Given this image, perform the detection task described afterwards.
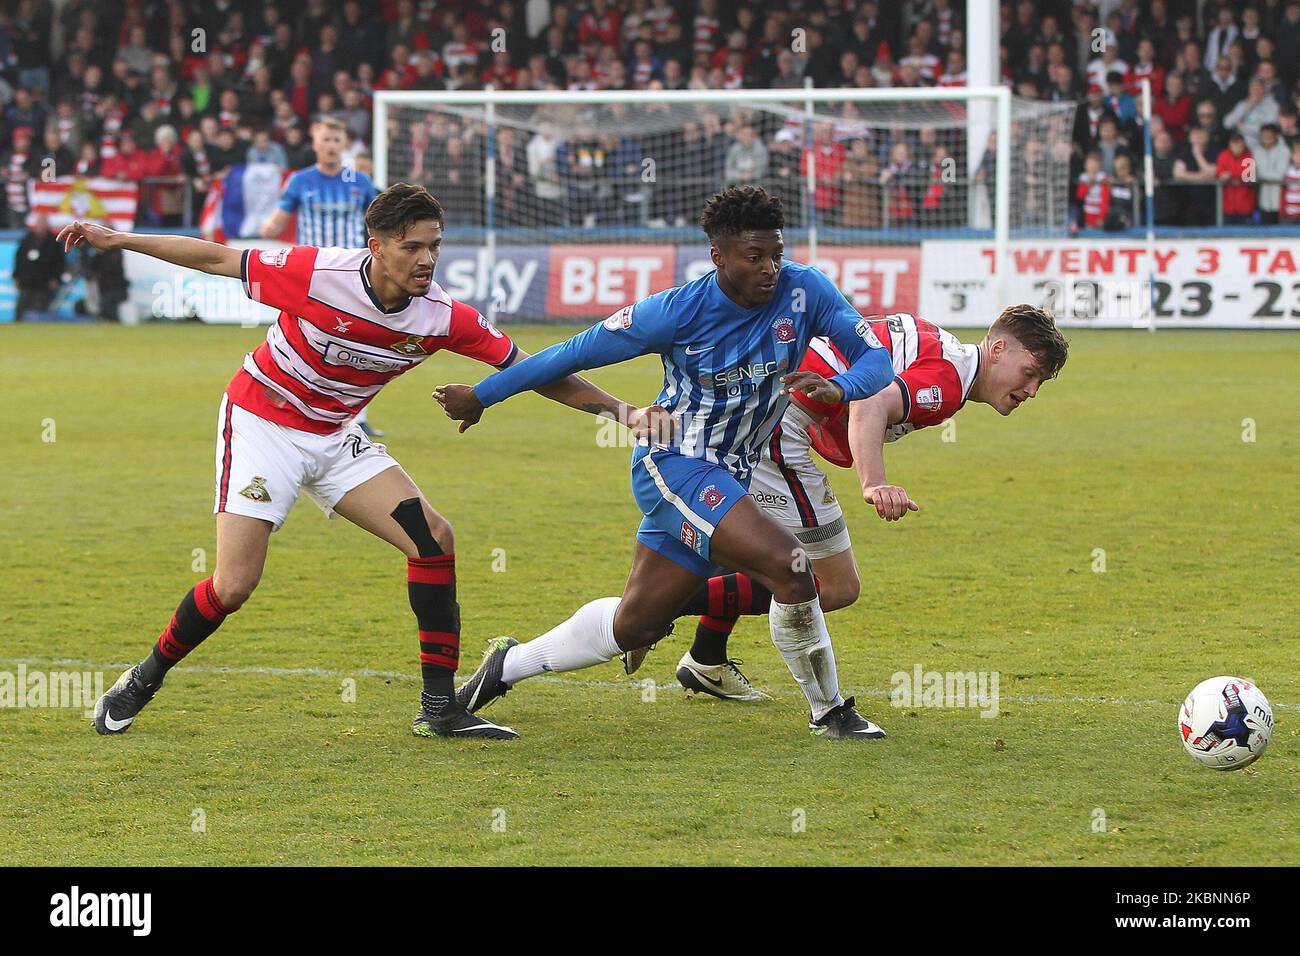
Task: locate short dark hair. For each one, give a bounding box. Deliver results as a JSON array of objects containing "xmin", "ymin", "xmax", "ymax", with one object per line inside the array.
[
  {"xmin": 364, "ymin": 182, "xmax": 444, "ymax": 239},
  {"xmin": 989, "ymin": 304, "xmax": 1069, "ymax": 379},
  {"xmin": 699, "ymin": 185, "xmax": 784, "ymax": 240}
]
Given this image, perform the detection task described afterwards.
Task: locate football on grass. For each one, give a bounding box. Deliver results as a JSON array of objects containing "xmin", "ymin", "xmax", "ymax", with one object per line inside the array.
[{"xmin": 1179, "ymin": 677, "xmax": 1273, "ymax": 770}]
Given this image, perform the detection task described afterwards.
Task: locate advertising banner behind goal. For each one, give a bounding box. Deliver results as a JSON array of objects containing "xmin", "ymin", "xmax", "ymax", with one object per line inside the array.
[
  {"xmin": 921, "ymin": 238, "xmax": 1300, "ymax": 329},
  {"xmin": 434, "ymin": 242, "xmax": 920, "ymax": 319}
]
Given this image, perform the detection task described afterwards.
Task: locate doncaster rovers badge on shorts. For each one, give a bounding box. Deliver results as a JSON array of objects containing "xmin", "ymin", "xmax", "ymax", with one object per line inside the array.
[{"xmin": 239, "ymin": 476, "xmax": 272, "ymax": 503}]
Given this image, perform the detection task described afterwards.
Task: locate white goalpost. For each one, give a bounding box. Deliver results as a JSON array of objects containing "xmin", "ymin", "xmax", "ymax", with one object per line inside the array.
[{"xmin": 373, "ymin": 87, "xmax": 1075, "ymax": 327}]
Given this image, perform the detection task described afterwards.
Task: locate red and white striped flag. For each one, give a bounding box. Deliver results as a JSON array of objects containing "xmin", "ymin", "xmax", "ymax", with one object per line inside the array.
[{"xmin": 29, "ymin": 177, "xmax": 139, "ymax": 231}]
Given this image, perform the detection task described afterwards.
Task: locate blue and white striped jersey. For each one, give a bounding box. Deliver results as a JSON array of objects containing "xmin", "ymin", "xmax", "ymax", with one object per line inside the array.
[
  {"xmin": 473, "ymin": 261, "xmax": 894, "ymax": 482},
  {"xmin": 279, "ymin": 166, "xmax": 378, "ymax": 248}
]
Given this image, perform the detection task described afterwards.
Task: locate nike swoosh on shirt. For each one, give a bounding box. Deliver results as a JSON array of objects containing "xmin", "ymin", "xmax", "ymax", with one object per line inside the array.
[{"xmin": 684, "ymin": 344, "xmax": 714, "ymax": 355}]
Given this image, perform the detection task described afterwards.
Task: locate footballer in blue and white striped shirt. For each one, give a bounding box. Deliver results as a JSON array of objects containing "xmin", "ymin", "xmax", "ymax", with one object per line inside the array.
[
  {"xmin": 261, "ymin": 117, "xmax": 383, "ymax": 435},
  {"xmin": 436, "ymin": 186, "xmax": 898, "ymax": 740}
]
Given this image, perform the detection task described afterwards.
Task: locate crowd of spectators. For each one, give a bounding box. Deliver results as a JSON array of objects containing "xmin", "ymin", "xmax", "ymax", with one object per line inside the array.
[{"xmin": 2, "ymin": 0, "xmax": 1299, "ymax": 236}]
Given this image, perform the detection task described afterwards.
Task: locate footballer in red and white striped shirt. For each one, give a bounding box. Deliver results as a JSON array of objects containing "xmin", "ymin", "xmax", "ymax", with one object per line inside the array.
[
  {"xmin": 657, "ymin": 306, "xmax": 1070, "ymax": 699},
  {"xmin": 228, "ymin": 243, "xmax": 516, "ymax": 434},
  {"xmin": 58, "ymin": 183, "xmax": 664, "ymax": 741}
]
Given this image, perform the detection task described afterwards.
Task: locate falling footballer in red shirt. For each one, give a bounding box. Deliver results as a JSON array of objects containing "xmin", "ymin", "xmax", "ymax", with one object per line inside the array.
[
  {"xmin": 57, "ymin": 183, "xmax": 666, "ymax": 741},
  {"xmin": 635, "ymin": 306, "xmax": 1071, "ymax": 701}
]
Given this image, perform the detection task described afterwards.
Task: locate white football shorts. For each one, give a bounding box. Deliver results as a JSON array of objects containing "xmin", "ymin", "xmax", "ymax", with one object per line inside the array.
[
  {"xmin": 748, "ymin": 403, "xmax": 853, "ymax": 560},
  {"xmin": 213, "ymin": 394, "xmax": 399, "ymax": 531}
]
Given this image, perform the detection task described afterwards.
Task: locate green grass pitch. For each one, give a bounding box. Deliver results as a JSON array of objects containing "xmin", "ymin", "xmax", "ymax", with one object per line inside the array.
[{"xmin": 1, "ymin": 323, "xmax": 1296, "ymax": 866}]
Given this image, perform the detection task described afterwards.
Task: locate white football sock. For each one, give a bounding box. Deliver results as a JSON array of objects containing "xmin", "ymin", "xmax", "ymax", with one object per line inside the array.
[
  {"xmin": 769, "ymin": 596, "xmax": 844, "ymax": 721},
  {"xmin": 501, "ymin": 597, "xmax": 622, "ymax": 685}
]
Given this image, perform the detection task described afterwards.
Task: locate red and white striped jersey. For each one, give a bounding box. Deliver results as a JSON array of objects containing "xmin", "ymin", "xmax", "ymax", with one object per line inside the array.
[
  {"xmin": 228, "ymin": 246, "xmax": 516, "ymax": 434},
  {"xmin": 442, "ymin": 41, "xmax": 481, "ymax": 71},
  {"xmin": 5, "ymin": 150, "xmax": 29, "ymax": 214},
  {"xmin": 791, "ymin": 313, "xmax": 981, "ymax": 467},
  {"xmin": 644, "ymin": 2, "xmax": 677, "ymax": 40},
  {"xmin": 631, "ymin": 58, "xmax": 658, "ymax": 88},
  {"xmin": 935, "ymin": 7, "xmax": 955, "ymax": 48},
  {"xmin": 1077, "ymin": 173, "xmax": 1111, "ymax": 228},
  {"xmin": 692, "ymin": 15, "xmax": 720, "ymax": 54},
  {"xmin": 1283, "ymin": 164, "xmax": 1300, "ymax": 221},
  {"xmin": 900, "ymin": 53, "xmax": 941, "ymax": 83}
]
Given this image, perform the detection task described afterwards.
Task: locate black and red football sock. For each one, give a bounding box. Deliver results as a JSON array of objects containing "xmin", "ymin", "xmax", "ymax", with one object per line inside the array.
[
  {"xmin": 389, "ymin": 498, "xmax": 460, "ymax": 711},
  {"xmin": 682, "ymin": 573, "xmax": 773, "ymax": 665},
  {"xmin": 409, "ymin": 554, "xmax": 459, "ymax": 707},
  {"xmin": 681, "ymin": 572, "xmax": 774, "ymax": 619},
  {"xmin": 138, "ymin": 577, "xmax": 235, "ymax": 686},
  {"xmin": 690, "ymin": 616, "xmax": 737, "ymax": 666}
]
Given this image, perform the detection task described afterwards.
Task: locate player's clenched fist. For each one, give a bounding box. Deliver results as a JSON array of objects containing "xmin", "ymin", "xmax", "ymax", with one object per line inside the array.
[
  {"xmin": 56, "ymin": 220, "xmax": 121, "ymax": 253},
  {"xmin": 433, "ymin": 384, "xmax": 485, "ymax": 432},
  {"xmin": 863, "ymin": 483, "xmax": 919, "ymax": 521}
]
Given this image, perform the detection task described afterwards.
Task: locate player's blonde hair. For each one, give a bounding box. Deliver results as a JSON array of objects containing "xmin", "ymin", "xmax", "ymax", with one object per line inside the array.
[{"xmin": 311, "ymin": 116, "xmax": 348, "ymax": 137}]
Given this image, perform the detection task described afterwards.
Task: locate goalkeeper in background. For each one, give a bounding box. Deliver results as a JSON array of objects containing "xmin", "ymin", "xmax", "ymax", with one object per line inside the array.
[{"xmin": 261, "ymin": 116, "xmax": 385, "ymax": 437}]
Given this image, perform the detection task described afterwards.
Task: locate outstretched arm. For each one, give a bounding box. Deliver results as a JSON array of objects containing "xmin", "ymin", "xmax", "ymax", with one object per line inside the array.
[
  {"xmin": 528, "ymin": 362, "xmax": 674, "ymax": 440},
  {"xmin": 435, "ymin": 346, "xmax": 674, "ymax": 439},
  {"xmin": 56, "ymin": 220, "xmax": 242, "ymax": 278},
  {"xmin": 435, "ymin": 311, "xmax": 659, "ymax": 425},
  {"xmin": 847, "ymin": 383, "xmax": 919, "ymax": 521}
]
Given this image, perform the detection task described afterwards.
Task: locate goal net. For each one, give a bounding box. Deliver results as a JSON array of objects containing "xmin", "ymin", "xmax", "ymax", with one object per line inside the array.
[{"xmin": 373, "ymin": 89, "xmax": 1075, "ymax": 327}]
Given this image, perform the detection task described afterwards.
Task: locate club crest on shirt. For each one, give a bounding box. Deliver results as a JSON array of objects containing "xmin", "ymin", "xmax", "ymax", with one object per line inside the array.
[
  {"xmin": 772, "ymin": 316, "xmax": 796, "ymax": 343},
  {"xmin": 239, "ymin": 476, "xmax": 272, "ymax": 502},
  {"xmin": 603, "ymin": 305, "xmax": 633, "ymax": 332},
  {"xmin": 916, "ymin": 385, "xmax": 943, "ymax": 410},
  {"xmin": 698, "ymin": 484, "xmax": 727, "ymax": 510},
  {"xmin": 333, "ymin": 318, "xmax": 352, "ymax": 333},
  {"xmin": 259, "ymin": 248, "xmax": 291, "ymax": 269},
  {"xmin": 391, "ymin": 334, "xmax": 428, "ymax": 356}
]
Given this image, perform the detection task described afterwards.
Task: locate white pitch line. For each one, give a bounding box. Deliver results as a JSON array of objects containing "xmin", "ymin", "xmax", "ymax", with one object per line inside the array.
[{"xmin": 3, "ymin": 656, "xmax": 1295, "ymax": 712}]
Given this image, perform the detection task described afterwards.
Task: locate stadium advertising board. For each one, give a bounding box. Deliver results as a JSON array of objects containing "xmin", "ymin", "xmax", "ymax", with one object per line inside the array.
[
  {"xmin": 437, "ymin": 243, "xmax": 921, "ymax": 321},
  {"xmin": 118, "ymin": 237, "xmax": 1295, "ymax": 330},
  {"xmin": 434, "ymin": 244, "xmax": 548, "ymax": 316},
  {"xmin": 675, "ymin": 246, "xmax": 922, "ymax": 317},
  {"xmin": 921, "ymin": 239, "xmax": 1300, "ymax": 329},
  {"xmin": 547, "ymin": 244, "xmax": 678, "ymax": 317}
]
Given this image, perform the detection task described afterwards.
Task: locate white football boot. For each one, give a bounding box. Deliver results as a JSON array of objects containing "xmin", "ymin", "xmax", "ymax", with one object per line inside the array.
[{"xmin": 675, "ymin": 651, "xmax": 771, "ymax": 701}]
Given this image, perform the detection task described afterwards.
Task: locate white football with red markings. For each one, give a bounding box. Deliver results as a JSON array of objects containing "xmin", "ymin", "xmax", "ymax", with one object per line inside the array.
[{"xmin": 1178, "ymin": 676, "xmax": 1273, "ymax": 770}]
